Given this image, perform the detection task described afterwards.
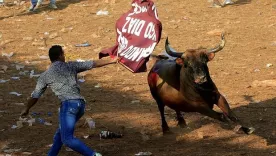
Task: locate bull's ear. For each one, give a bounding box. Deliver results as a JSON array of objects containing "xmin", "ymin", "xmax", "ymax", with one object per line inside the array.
[
  {"xmin": 207, "ymin": 53, "xmax": 215, "ymax": 61},
  {"xmin": 175, "ymin": 58, "xmax": 184, "ymax": 65}
]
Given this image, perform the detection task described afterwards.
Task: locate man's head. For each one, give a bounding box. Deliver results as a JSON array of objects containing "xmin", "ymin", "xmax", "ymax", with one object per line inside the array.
[{"xmin": 49, "ymin": 45, "xmax": 65, "ymax": 62}]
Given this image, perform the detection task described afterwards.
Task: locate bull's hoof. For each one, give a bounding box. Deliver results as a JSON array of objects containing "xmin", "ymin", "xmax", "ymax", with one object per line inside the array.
[
  {"xmin": 219, "ymin": 114, "xmax": 228, "ymax": 122},
  {"xmin": 163, "ymin": 130, "xmax": 173, "ymax": 135},
  {"xmin": 234, "ymin": 125, "xmax": 255, "ymax": 135},
  {"xmin": 177, "ymin": 121, "xmax": 187, "ymax": 128},
  {"xmin": 243, "ymin": 127, "xmax": 255, "ymax": 135},
  {"xmin": 162, "ymin": 126, "xmax": 171, "ymax": 135}
]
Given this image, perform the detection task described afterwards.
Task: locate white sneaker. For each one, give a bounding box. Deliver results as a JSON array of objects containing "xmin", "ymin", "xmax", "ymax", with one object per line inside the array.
[
  {"xmin": 223, "ymin": 0, "xmax": 234, "ymax": 5},
  {"xmin": 49, "ymin": 3, "xmax": 57, "ymax": 9},
  {"xmin": 28, "ymin": 5, "xmax": 35, "ymax": 12},
  {"xmin": 94, "ymin": 152, "xmax": 102, "ymax": 156},
  {"xmin": 212, "ymin": 0, "xmax": 222, "ymax": 8},
  {"xmin": 33, "ymin": 0, "xmax": 43, "ymax": 10}
]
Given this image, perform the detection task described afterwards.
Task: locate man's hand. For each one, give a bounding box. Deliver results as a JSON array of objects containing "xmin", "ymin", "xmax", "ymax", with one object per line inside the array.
[
  {"xmin": 111, "ymin": 56, "xmax": 120, "ymax": 63},
  {"xmin": 20, "ymin": 107, "xmax": 29, "ymax": 117},
  {"xmin": 20, "ymin": 98, "xmax": 38, "ymax": 117}
]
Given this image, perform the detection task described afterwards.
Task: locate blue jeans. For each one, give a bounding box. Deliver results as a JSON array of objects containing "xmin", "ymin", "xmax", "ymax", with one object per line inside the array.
[
  {"xmin": 31, "ymin": 0, "xmax": 56, "ymax": 6},
  {"xmin": 48, "ymin": 99, "xmax": 95, "ymax": 156}
]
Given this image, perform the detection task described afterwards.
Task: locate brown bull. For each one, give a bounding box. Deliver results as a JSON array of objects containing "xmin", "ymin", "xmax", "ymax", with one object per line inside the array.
[{"xmin": 147, "ymin": 34, "xmax": 254, "ymax": 134}]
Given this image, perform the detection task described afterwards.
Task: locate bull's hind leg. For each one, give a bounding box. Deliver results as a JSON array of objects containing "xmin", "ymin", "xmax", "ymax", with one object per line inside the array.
[
  {"xmin": 156, "ymin": 99, "xmax": 170, "ymax": 134},
  {"xmin": 176, "ymin": 111, "xmax": 187, "ymax": 128},
  {"xmin": 149, "ymin": 84, "xmax": 170, "ymax": 134},
  {"xmin": 216, "ymin": 95, "xmax": 255, "ymax": 134}
]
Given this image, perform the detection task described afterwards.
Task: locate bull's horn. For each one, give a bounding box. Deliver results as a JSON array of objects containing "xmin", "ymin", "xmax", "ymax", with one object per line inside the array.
[
  {"xmin": 207, "ymin": 33, "xmax": 226, "ymax": 53},
  {"xmin": 165, "ymin": 37, "xmax": 183, "ymax": 58}
]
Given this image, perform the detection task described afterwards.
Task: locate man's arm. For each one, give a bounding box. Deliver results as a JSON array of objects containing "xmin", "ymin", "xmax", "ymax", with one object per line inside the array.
[
  {"xmin": 92, "ymin": 57, "xmax": 117, "ymax": 68},
  {"xmin": 21, "ymin": 76, "xmax": 47, "ymax": 117},
  {"xmin": 72, "ymin": 57, "xmax": 118, "ymax": 73},
  {"xmin": 21, "ymin": 98, "xmax": 38, "ymax": 117}
]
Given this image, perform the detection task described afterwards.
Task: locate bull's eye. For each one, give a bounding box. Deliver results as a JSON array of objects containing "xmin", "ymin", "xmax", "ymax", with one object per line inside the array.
[
  {"xmin": 184, "ymin": 61, "xmax": 188, "ymax": 68},
  {"xmin": 201, "ymin": 54, "xmax": 208, "ymax": 63},
  {"xmin": 184, "ymin": 61, "xmax": 192, "ymax": 68}
]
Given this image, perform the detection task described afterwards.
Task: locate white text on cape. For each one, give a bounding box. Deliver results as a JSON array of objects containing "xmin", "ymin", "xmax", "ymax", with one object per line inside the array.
[
  {"xmin": 122, "ymin": 17, "xmax": 157, "ymax": 41},
  {"xmin": 128, "ymin": 2, "xmax": 159, "ymax": 20},
  {"xmin": 118, "ymin": 42, "xmax": 157, "ymax": 62}
]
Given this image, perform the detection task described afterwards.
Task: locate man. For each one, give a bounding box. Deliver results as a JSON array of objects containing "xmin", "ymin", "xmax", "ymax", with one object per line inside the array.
[
  {"xmin": 21, "ymin": 45, "xmax": 117, "ymax": 156},
  {"xmin": 0, "ymin": 0, "xmax": 4, "ymax": 6},
  {"xmin": 29, "ymin": 0, "xmax": 57, "ymax": 12}
]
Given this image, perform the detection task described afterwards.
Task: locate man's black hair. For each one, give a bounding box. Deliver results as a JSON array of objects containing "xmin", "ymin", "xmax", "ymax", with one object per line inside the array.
[{"xmin": 49, "ymin": 45, "xmax": 63, "ymax": 62}]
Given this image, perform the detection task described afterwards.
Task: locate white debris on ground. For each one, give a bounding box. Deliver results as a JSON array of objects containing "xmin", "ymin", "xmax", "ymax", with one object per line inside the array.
[
  {"xmin": 15, "ymin": 64, "xmax": 24, "ymax": 70},
  {"xmin": 19, "ymin": 70, "xmax": 29, "ymax": 76},
  {"xmin": 2, "ymin": 52, "xmax": 14, "ymax": 58},
  {"xmin": 23, "ymin": 37, "xmax": 33, "ymax": 41},
  {"xmin": 266, "ymin": 63, "xmax": 273, "ymax": 68},
  {"xmin": 94, "ymin": 83, "xmax": 101, "ymax": 88},
  {"xmin": 76, "ymin": 59, "xmax": 85, "ymax": 62},
  {"xmin": 78, "ymin": 78, "xmax": 85, "ymax": 83},
  {"xmin": 30, "ymin": 70, "xmax": 40, "ymax": 78},
  {"xmin": 0, "ymin": 79, "xmax": 10, "ymax": 83},
  {"xmin": 135, "ymin": 152, "xmax": 152, "ymax": 156},
  {"xmin": 13, "ymin": 103, "xmax": 24, "ymax": 106},
  {"xmin": 11, "ymin": 77, "xmax": 20, "ymax": 80},
  {"xmin": 85, "ymin": 117, "xmax": 96, "ymax": 129},
  {"xmin": 83, "ymin": 135, "xmax": 89, "ymax": 139},
  {"xmin": 96, "ymin": 10, "xmax": 109, "ymax": 15},
  {"xmin": 25, "ymin": 60, "xmax": 42, "ymax": 65},
  {"xmin": 3, "ymin": 148, "xmax": 22, "ymax": 154},
  {"xmin": 0, "ymin": 65, "xmax": 8, "ymax": 72},
  {"xmin": 65, "ymin": 147, "xmax": 73, "ymax": 152},
  {"xmin": 9, "ymin": 92, "xmax": 22, "ymax": 96},
  {"xmin": 38, "ymin": 55, "xmax": 48, "ymax": 60},
  {"xmin": 131, "ymin": 100, "xmax": 140, "ymax": 104}
]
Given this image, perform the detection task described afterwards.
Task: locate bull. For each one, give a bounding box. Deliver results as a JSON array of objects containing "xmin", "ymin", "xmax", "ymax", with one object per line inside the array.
[{"xmin": 147, "ymin": 34, "xmax": 254, "ymax": 134}]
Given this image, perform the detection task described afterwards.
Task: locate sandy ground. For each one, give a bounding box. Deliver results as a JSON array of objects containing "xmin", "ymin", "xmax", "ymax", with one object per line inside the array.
[{"xmin": 0, "ymin": 0, "xmax": 276, "ymax": 155}]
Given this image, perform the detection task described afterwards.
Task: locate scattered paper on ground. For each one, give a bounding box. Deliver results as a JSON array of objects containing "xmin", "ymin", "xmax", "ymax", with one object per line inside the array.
[
  {"xmin": 15, "ymin": 64, "xmax": 25, "ymax": 70},
  {"xmin": 2, "ymin": 52, "xmax": 14, "ymax": 58},
  {"xmin": 0, "ymin": 65, "xmax": 8, "ymax": 72},
  {"xmin": 96, "ymin": 10, "xmax": 109, "ymax": 16},
  {"xmin": 30, "ymin": 70, "xmax": 40, "ymax": 78},
  {"xmin": 0, "ymin": 79, "xmax": 9, "ymax": 83},
  {"xmin": 9, "ymin": 92, "xmax": 22, "ymax": 96}
]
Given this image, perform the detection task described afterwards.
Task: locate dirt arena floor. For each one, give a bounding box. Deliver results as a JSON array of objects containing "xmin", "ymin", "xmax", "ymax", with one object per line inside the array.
[{"xmin": 0, "ymin": 0, "xmax": 276, "ymax": 155}]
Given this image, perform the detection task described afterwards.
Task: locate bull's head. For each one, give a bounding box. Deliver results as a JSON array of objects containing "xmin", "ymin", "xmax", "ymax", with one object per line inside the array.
[{"xmin": 165, "ymin": 34, "xmax": 225, "ymax": 84}]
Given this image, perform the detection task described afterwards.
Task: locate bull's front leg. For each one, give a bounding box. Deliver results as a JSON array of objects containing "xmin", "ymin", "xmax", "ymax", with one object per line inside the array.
[
  {"xmin": 216, "ymin": 94, "xmax": 238, "ymax": 122},
  {"xmin": 216, "ymin": 94, "xmax": 255, "ymax": 135}
]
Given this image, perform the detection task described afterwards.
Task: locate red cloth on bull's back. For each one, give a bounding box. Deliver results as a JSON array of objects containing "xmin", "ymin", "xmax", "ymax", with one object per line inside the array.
[{"xmin": 99, "ymin": 0, "xmax": 162, "ymax": 73}]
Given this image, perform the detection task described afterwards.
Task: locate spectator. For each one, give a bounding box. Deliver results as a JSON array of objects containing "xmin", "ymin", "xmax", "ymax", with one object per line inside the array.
[
  {"xmin": 29, "ymin": 0, "xmax": 57, "ymax": 12},
  {"xmin": 0, "ymin": 0, "xmax": 4, "ymax": 6},
  {"xmin": 212, "ymin": 0, "xmax": 234, "ymax": 7}
]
